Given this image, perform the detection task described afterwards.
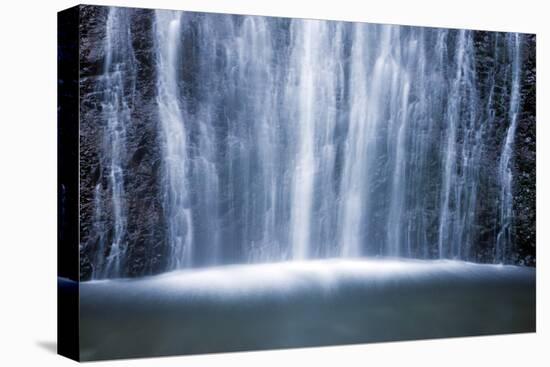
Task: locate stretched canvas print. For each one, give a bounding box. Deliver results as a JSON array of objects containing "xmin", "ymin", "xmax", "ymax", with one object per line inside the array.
[{"xmin": 58, "ymin": 4, "xmax": 536, "ymax": 361}]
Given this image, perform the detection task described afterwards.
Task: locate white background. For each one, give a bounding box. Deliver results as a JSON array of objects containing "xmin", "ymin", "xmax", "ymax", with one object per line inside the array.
[{"xmin": 0, "ymin": 0, "xmax": 547, "ymax": 365}]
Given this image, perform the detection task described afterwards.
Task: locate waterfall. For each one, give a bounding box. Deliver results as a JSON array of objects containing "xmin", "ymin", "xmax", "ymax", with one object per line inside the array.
[
  {"xmin": 233, "ymin": 16, "xmax": 283, "ymax": 262},
  {"xmin": 437, "ymin": 30, "xmax": 478, "ymax": 259},
  {"xmin": 86, "ymin": 9, "xmax": 529, "ymax": 278},
  {"xmin": 288, "ymin": 20, "xmax": 318, "ymax": 260},
  {"xmin": 154, "ymin": 10, "xmax": 194, "ymax": 269},
  {"xmin": 91, "ymin": 185, "xmax": 105, "ymax": 278},
  {"xmin": 287, "ymin": 20, "xmax": 344, "ymax": 260},
  {"xmin": 496, "ymin": 34, "xmax": 522, "ymax": 263},
  {"xmin": 92, "ymin": 8, "xmax": 135, "ymax": 279},
  {"xmin": 338, "ymin": 23, "xmax": 371, "ymax": 258},
  {"xmin": 383, "ymin": 27, "xmax": 412, "ymax": 257}
]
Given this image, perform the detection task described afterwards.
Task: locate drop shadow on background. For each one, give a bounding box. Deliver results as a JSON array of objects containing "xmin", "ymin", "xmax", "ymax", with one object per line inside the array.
[{"xmin": 36, "ymin": 340, "xmax": 57, "ymax": 354}]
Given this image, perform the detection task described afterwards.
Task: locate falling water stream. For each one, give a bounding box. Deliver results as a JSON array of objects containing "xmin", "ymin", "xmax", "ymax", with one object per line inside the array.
[
  {"xmin": 91, "ymin": 8, "xmax": 527, "ymax": 278},
  {"xmin": 92, "ymin": 8, "xmax": 135, "ymax": 279},
  {"xmin": 496, "ymin": 33, "xmax": 522, "ymax": 262},
  {"xmin": 154, "ymin": 10, "xmax": 194, "ymax": 270}
]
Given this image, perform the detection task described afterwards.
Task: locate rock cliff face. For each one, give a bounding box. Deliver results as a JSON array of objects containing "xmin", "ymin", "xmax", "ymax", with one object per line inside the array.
[
  {"xmin": 513, "ymin": 34, "xmax": 536, "ymax": 266},
  {"xmin": 76, "ymin": 5, "xmax": 536, "ymax": 280},
  {"xmin": 79, "ymin": 6, "xmax": 168, "ymax": 278}
]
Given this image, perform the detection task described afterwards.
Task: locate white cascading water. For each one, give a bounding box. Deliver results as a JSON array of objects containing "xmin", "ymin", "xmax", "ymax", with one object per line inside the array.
[
  {"xmin": 91, "ymin": 184, "xmax": 105, "ymax": 278},
  {"xmin": 288, "ymin": 20, "xmax": 318, "ymax": 260},
  {"xmin": 438, "ymin": 30, "xmax": 468, "ymax": 259},
  {"xmin": 93, "ymin": 8, "xmax": 135, "ymax": 279},
  {"xmin": 496, "ymin": 33, "xmax": 522, "ymax": 263},
  {"xmin": 154, "ymin": 10, "xmax": 194, "ymax": 269},
  {"xmin": 286, "ymin": 20, "xmax": 345, "ymax": 259},
  {"xmin": 91, "ymin": 10, "xmax": 526, "ymax": 277},
  {"xmin": 338, "ymin": 23, "xmax": 371, "ymax": 258}
]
